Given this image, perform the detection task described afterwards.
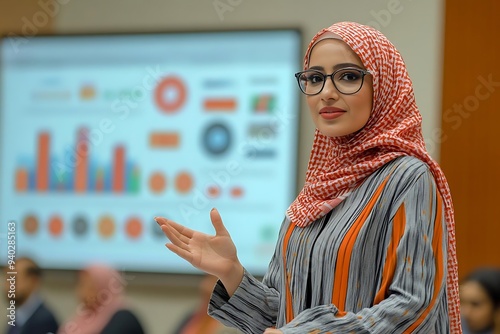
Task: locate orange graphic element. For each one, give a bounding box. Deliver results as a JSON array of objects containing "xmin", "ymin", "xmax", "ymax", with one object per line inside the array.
[
  {"xmin": 80, "ymin": 85, "xmax": 96, "ymax": 100},
  {"xmin": 155, "ymin": 76, "xmax": 187, "ymax": 113},
  {"xmin": 125, "ymin": 217, "xmax": 143, "ymax": 239},
  {"xmin": 203, "ymin": 98, "xmax": 237, "ymax": 111},
  {"xmin": 149, "ymin": 172, "xmax": 167, "ymax": 194},
  {"xmin": 98, "ymin": 216, "xmax": 115, "ymax": 238},
  {"xmin": 23, "ymin": 215, "xmax": 39, "ymax": 235},
  {"xmin": 75, "ymin": 128, "xmax": 89, "ymax": 192},
  {"xmin": 112, "ymin": 145, "xmax": 125, "ymax": 192},
  {"xmin": 149, "ymin": 132, "xmax": 180, "ymax": 148},
  {"xmin": 207, "ymin": 185, "xmax": 220, "ymax": 198},
  {"xmin": 36, "ymin": 132, "xmax": 50, "ymax": 191},
  {"xmin": 230, "ymin": 186, "xmax": 244, "ymax": 198},
  {"xmin": 49, "ymin": 215, "xmax": 64, "ymax": 237},
  {"xmin": 175, "ymin": 171, "xmax": 194, "ymax": 194},
  {"xmin": 15, "ymin": 168, "xmax": 29, "ymax": 192}
]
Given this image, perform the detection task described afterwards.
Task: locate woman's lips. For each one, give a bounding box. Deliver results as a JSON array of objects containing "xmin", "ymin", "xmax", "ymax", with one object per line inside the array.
[{"xmin": 319, "ymin": 107, "xmax": 346, "ymax": 120}]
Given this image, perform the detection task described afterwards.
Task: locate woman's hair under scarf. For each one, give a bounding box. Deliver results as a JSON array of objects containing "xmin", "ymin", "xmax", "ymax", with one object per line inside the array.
[
  {"xmin": 58, "ymin": 264, "xmax": 126, "ymax": 334},
  {"xmin": 286, "ymin": 21, "xmax": 461, "ymax": 333},
  {"xmin": 463, "ymin": 268, "xmax": 500, "ymax": 308}
]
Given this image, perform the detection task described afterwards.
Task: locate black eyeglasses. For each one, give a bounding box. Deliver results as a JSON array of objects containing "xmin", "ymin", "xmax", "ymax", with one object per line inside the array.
[{"xmin": 295, "ymin": 67, "xmax": 371, "ymax": 96}]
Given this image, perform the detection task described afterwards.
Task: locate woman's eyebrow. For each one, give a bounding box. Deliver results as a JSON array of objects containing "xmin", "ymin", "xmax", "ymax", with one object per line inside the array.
[{"xmin": 308, "ymin": 63, "xmax": 364, "ymax": 71}]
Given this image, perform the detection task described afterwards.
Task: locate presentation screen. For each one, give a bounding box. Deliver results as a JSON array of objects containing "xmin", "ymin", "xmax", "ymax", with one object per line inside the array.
[{"xmin": 0, "ymin": 30, "xmax": 301, "ymax": 275}]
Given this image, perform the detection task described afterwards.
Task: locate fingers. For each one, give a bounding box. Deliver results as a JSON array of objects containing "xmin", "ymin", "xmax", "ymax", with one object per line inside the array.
[
  {"xmin": 155, "ymin": 218, "xmax": 194, "ymax": 264},
  {"xmin": 156, "ymin": 217, "xmax": 194, "ymax": 239},
  {"xmin": 165, "ymin": 242, "xmax": 193, "ymax": 264},
  {"xmin": 210, "ymin": 208, "xmax": 229, "ymax": 236},
  {"xmin": 155, "ymin": 218, "xmax": 189, "ymax": 247}
]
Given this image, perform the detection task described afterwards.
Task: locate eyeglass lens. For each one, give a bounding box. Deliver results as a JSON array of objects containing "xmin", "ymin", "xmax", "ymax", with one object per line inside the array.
[{"xmin": 297, "ymin": 68, "xmax": 366, "ymax": 95}]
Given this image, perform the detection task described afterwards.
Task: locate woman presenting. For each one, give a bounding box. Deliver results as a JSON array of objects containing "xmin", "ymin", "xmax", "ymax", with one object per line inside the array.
[{"xmin": 156, "ymin": 21, "xmax": 461, "ymax": 334}]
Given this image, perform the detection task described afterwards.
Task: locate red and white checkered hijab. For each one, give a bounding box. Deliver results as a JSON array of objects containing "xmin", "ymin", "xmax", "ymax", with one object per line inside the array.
[{"xmin": 286, "ymin": 22, "xmax": 461, "ymax": 333}]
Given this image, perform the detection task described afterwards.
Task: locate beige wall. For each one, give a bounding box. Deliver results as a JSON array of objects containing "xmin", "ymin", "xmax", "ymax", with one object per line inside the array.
[{"xmin": 1, "ymin": 1, "xmax": 444, "ymax": 333}]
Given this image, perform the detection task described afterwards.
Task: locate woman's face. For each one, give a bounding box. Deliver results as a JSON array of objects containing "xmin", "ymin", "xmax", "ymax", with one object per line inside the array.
[
  {"xmin": 306, "ymin": 39, "xmax": 373, "ymax": 138},
  {"xmin": 460, "ymin": 281, "xmax": 496, "ymax": 332}
]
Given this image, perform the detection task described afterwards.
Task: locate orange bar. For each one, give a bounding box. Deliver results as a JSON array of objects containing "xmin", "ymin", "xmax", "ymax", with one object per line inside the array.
[
  {"xmin": 15, "ymin": 168, "xmax": 29, "ymax": 192},
  {"xmin": 203, "ymin": 98, "xmax": 237, "ymax": 111},
  {"xmin": 36, "ymin": 132, "xmax": 50, "ymax": 191},
  {"xmin": 74, "ymin": 128, "xmax": 88, "ymax": 192},
  {"xmin": 112, "ymin": 146, "xmax": 125, "ymax": 192},
  {"xmin": 149, "ymin": 132, "xmax": 180, "ymax": 148}
]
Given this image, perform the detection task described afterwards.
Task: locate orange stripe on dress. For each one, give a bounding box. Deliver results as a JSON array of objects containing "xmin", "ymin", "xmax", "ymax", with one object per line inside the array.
[
  {"xmin": 332, "ymin": 174, "xmax": 392, "ymax": 312},
  {"xmin": 282, "ymin": 222, "xmax": 296, "ymax": 323},
  {"xmin": 373, "ymin": 203, "xmax": 407, "ymax": 304},
  {"xmin": 404, "ymin": 190, "xmax": 445, "ymax": 332}
]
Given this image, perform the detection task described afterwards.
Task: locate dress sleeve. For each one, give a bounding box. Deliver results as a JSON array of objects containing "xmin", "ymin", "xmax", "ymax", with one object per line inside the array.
[
  {"xmin": 278, "ymin": 171, "xmax": 448, "ymax": 333},
  {"xmin": 208, "ymin": 260, "xmax": 281, "ymax": 334}
]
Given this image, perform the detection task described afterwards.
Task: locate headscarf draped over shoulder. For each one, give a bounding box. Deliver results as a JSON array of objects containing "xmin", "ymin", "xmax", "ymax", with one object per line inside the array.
[{"xmin": 286, "ymin": 21, "xmax": 461, "ymax": 333}]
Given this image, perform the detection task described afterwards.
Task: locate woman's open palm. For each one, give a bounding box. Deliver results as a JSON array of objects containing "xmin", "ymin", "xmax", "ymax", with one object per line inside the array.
[{"xmin": 155, "ymin": 208, "xmax": 239, "ymax": 279}]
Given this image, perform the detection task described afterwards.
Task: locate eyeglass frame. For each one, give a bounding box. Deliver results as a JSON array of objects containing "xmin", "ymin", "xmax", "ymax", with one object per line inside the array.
[{"xmin": 294, "ymin": 67, "xmax": 372, "ymax": 96}]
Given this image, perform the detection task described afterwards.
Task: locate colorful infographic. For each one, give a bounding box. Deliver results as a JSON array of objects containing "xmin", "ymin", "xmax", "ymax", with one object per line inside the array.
[{"xmin": 0, "ymin": 30, "xmax": 301, "ymax": 275}]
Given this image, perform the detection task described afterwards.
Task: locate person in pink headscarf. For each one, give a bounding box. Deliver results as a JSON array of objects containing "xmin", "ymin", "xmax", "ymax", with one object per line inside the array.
[
  {"xmin": 58, "ymin": 264, "xmax": 144, "ymax": 334},
  {"xmin": 156, "ymin": 21, "xmax": 461, "ymax": 333}
]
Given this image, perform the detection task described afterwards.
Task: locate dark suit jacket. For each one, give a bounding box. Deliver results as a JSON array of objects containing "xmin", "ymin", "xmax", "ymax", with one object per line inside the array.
[
  {"xmin": 19, "ymin": 302, "xmax": 59, "ymax": 334},
  {"xmin": 100, "ymin": 309, "xmax": 144, "ymax": 334}
]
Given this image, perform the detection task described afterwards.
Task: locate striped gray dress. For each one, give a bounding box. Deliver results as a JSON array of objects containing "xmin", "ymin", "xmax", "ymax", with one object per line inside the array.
[{"xmin": 208, "ymin": 156, "xmax": 450, "ymax": 333}]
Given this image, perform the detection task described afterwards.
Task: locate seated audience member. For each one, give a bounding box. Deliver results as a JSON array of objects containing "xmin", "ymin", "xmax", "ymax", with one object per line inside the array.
[
  {"xmin": 460, "ymin": 267, "xmax": 500, "ymax": 334},
  {"xmin": 3, "ymin": 256, "xmax": 59, "ymax": 334},
  {"xmin": 173, "ymin": 274, "xmax": 239, "ymax": 334},
  {"xmin": 58, "ymin": 263, "xmax": 145, "ymax": 334}
]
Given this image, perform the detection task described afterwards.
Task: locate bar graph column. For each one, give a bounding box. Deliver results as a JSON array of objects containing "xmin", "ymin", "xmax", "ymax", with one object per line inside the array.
[
  {"xmin": 15, "ymin": 168, "xmax": 29, "ymax": 192},
  {"xmin": 74, "ymin": 128, "xmax": 89, "ymax": 192},
  {"xmin": 112, "ymin": 145, "xmax": 125, "ymax": 192},
  {"xmin": 36, "ymin": 132, "xmax": 50, "ymax": 191}
]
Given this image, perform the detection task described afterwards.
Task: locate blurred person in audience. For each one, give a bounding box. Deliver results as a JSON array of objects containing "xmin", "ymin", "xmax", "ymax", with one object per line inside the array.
[
  {"xmin": 173, "ymin": 274, "xmax": 239, "ymax": 334},
  {"xmin": 58, "ymin": 263, "xmax": 144, "ymax": 334},
  {"xmin": 460, "ymin": 267, "xmax": 500, "ymax": 334},
  {"xmin": 3, "ymin": 256, "xmax": 59, "ymax": 334}
]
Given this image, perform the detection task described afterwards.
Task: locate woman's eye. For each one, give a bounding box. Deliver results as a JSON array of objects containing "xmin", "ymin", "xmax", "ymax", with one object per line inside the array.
[
  {"xmin": 308, "ymin": 74, "xmax": 324, "ymax": 84},
  {"xmin": 338, "ymin": 71, "xmax": 361, "ymax": 81}
]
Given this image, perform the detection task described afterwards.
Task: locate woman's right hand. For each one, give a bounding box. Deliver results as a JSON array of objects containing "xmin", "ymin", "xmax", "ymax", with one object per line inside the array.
[{"xmin": 155, "ymin": 208, "xmax": 244, "ymax": 296}]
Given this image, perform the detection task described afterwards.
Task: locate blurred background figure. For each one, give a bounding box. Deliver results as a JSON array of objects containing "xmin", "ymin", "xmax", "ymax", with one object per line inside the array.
[
  {"xmin": 3, "ymin": 256, "xmax": 59, "ymax": 334},
  {"xmin": 460, "ymin": 267, "xmax": 500, "ymax": 334},
  {"xmin": 57, "ymin": 263, "xmax": 144, "ymax": 334},
  {"xmin": 173, "ymin": 274, "xmax": 239, "ymax": 334}
]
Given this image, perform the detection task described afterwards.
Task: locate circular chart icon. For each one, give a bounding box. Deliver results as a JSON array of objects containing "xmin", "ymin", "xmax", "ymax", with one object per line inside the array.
[
  {"xmin": 206, "ymin": 185, "xmax": 221, "ymax": 198},
  {"xmin": 72, "ymin": 215, "xmax": 89, "ymax": 237},
  {"xmin": 98, "ymin": 215, "xmax": 115, "ymax": 239},
  {"xmin": 149, "ymin": 171, "xmax": 167, "ymax": 194},
  {"xmin": 23, "ymin": 214, "xmax": 39, "ymax": 235},
  {"xmin": 202, "ymin": 123, "xmax": 232, "ymax": 156},
  {"xmin": 125, "ymin": 217, "xmax": 143, "ymax": 239},
  {"xmin": 49, "ymin": 215, "xmax": 64, "ymax": 237},
  {"xmin": 175, "ymin": 171, "xmax": 194, "ymax": 194},
  {"xmin": 154, "ymin": 76, "xmax": 187, "ymax": 113}
]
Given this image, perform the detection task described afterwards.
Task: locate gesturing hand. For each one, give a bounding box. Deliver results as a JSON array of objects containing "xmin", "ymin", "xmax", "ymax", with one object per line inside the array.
[{"xmin": 155, "ymin": 208, "xmax": 244, "ymax": 295}]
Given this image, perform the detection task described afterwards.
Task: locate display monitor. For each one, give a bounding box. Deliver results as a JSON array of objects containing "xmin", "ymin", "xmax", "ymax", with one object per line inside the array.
[{"xmin": 0, "ymin": 29, "xmax": 301, "ymax": 275}]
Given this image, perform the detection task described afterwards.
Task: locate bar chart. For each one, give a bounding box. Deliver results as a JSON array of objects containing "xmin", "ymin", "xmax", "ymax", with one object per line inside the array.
[{"xmin": 14, "ymin": 128, "xmax": 140, "ymax": 194}]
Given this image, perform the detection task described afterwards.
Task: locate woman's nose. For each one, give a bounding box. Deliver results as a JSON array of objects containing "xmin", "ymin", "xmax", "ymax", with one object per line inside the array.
[{"xmin": 320, "ymin": 77, "xmax": 340, "ymax": 100}]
